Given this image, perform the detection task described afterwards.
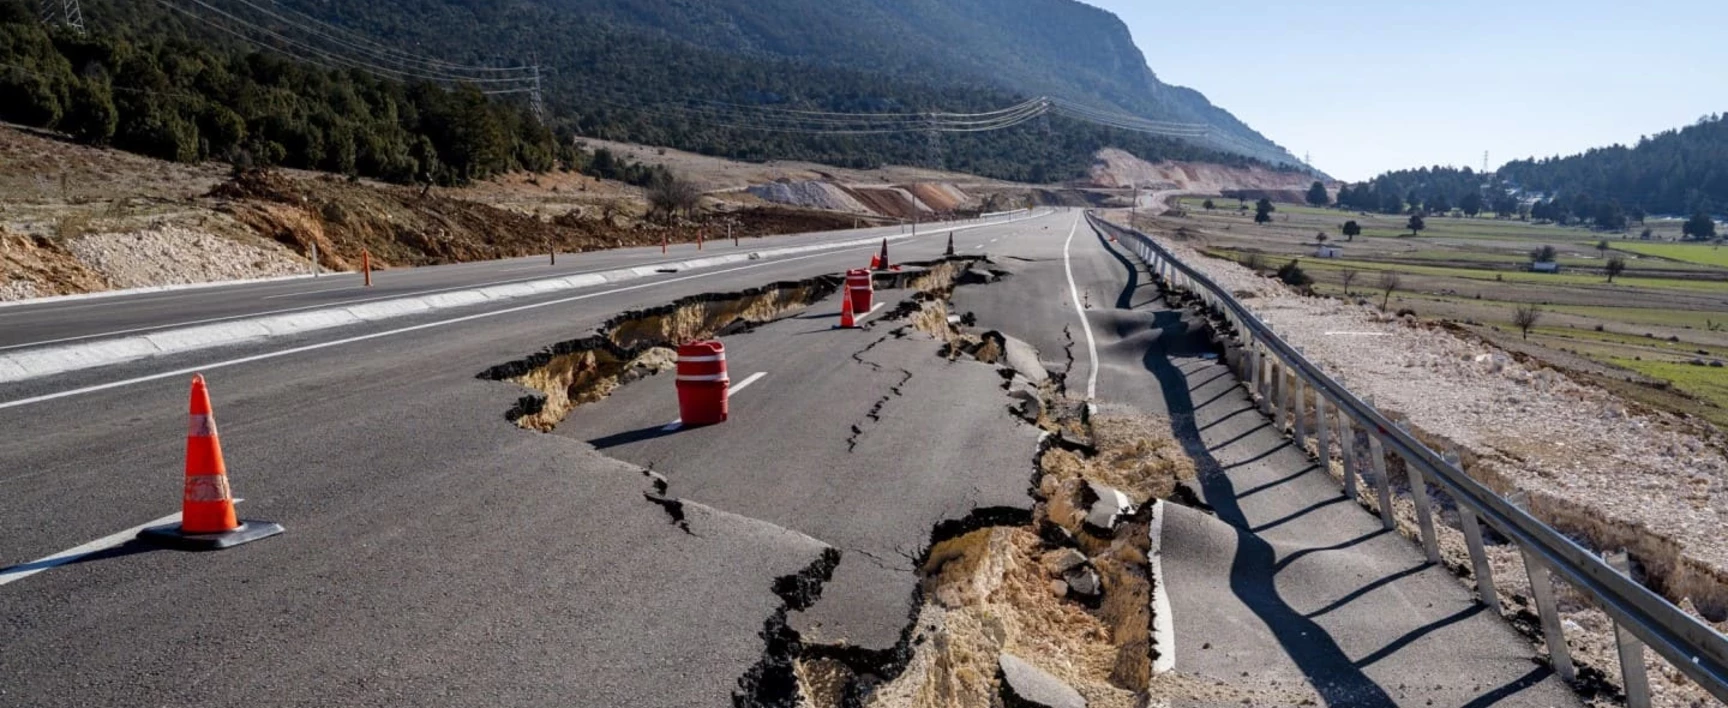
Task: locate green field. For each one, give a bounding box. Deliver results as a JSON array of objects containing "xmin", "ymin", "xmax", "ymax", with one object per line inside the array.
[
  {"xmin": 1165, "ymin": 199, "xmax": 1728, "ymax": 431},
  {"xmin": 1616, "ymin": 242, "xmax": 1728, "ymax": 268},
  {"xmin": 1611, "ymin": 357, "xmax": 1728, "ymax": 410},
  {"xmin": 1260, "ymin": 255, "xmax": 1728, "ymax": 293}
]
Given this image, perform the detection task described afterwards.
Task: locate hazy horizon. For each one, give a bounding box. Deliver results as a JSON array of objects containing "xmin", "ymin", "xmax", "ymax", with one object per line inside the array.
[{"xmin": 1086, "ymin": 0, "xmax": 1728, "ymax": 182}]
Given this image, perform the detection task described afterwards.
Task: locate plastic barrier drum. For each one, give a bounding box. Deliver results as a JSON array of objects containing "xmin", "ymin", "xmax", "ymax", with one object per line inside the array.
[
  {"xmin": 846, "ymin": 269, "xmax": 874, "ymax": 314},
  {"xmin": 676, "ymin": 341, "xmax": 730, "ymax": 425}
]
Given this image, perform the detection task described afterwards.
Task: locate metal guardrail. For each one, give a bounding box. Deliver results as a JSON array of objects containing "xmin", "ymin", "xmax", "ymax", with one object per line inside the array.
[{"xmin": 1089, "ymin": 213, "xmax": 1728, "ymax": 704}]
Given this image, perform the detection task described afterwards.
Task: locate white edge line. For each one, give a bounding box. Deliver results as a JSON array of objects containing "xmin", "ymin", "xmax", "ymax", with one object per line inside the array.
[
  {"xmin": 853, "ymin": 302, "xmax": 887, "ymax": 324},
  {"xmin": 0, "ymin": 271, "xmax": 337, "ymax": 310},
  {"xmin": 0, "ymin": 511, "xmax": 182, "ymax": 586},
  {"xmin": 0, "ymin": 210, "xmax": 1041, "ymax": 311},
  {"xmin": 1150, "ymin": 498, "xmax": 1175, "ymax": 674},
  {"xmin": 662, "ymin": 372, "xmax": 768, "ymax": 431},
  {"xmin": 1062, "ymin": 213, "xmax": 1101, "ymax": 400},
  {"xmin": 0, "ymin": 250, "xmax": 845, "ymax": 411},
  {"xmin": 0, "ymin": 211, "xmax": 1050, "ymax": 377},
  {"xmin": 0, "ymin": 496, "xmax": 244, "ymax": 588},
  {"xmin": 259, "ymin": 284, "xmax": 361, "ymax": 300}
]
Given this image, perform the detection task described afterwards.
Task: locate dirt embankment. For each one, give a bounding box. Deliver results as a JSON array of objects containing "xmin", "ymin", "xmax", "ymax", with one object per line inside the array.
[
  {"xmin": 1087, "ymin": 148, "xmax": 1326, "ymax": 196},
  {"xmin": 212, "ymin": 169, "xmax": 870, "ymax": 272}
]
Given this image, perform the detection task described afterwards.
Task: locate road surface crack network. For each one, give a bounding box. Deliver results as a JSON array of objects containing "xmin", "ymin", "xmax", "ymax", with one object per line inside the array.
[{"xmin": 845, "ymin": 332, "xmax": 915, "ymax": 454}]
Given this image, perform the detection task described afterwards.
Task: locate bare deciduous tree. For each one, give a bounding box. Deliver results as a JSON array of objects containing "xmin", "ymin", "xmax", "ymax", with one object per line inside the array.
[
  {"xmin": 1377, "ymin": 270, "xmax": 1402, "ymax": 310},
  {"xmin": 645, "ymin": 173, "xmax": 702, "ymax": 222},
  {"xmin": 1340, "ymin": 268, "xmax": 1359, "ymax": 295},
  {"xmin": 1514, "ymin": 304, "xmax": 1542, "ymax": 340}
]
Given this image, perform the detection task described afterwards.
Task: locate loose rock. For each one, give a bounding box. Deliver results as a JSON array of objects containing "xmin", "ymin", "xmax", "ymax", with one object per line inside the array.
[{"xmin": 998, "ymin": 653, "xmax": 1087, "ymax": 708}]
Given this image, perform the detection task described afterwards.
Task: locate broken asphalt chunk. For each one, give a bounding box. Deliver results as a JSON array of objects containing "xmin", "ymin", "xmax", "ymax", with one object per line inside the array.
[
  {"xmin": 998, "ymin": 653, "xmax": 1087, "ymax": 708},
  {"xmin": 1083, "ymin": 482, "xmax": 1135, "ymax": 536}
]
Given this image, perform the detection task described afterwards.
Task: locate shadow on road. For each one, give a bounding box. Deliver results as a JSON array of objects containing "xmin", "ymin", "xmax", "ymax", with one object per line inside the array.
[
  {"xmin": 587, "ymin": 422, "xmax": 686, "ymax": 450},
  {"xmin": 1141, "ymin": 308, "xmax": 1400, "ymax": 707}
]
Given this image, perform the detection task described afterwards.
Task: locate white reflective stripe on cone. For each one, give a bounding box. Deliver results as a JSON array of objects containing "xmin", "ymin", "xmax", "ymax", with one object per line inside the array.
[
  {"xmin": 676, "ymin": 374, "xmax": 730, "ymax": 382},
  {"xmin": 187, "ymin": 414, "xmax": 218, "ymax": 438},
  {"xmin": 678, "ymin": 355, "xmax": 726, "ymax": 363}
]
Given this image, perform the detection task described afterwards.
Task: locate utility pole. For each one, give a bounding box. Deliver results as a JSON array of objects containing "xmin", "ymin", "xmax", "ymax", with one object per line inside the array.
[
  {"xmin": 1483, "ymin": 150, "xmax": 1490, "ymax": 175},
  {"xmin": 529, "ymin": 58, "xmax": 545, "ymax": 125},
  {"xmin": 926, "ymin": 113, "xmax": 942, "ymax": 171},
  {"xmin": 40, "ymin": 0, "xmax": 85, "ymax": 34}
]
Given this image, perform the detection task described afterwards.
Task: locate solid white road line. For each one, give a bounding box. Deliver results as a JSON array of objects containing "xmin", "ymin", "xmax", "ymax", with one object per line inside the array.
[
  {"xmin": 0, "ymin": 495, "xmax": 240, "ymax": 588},
  {"xmin": 0, "ymin": 211, "xmax": 1051, "ymax": 357},
  {"xmin": 1, "ymin": 261, "xmax": 672, "ymax": 352},
  {"xmin": 1061, "ymin": 213, "xmax": 1101, "ymax": 400},
  {"xmin": 259, "ymin": 284, "xmax": 362, "ymax": 300},
  {"xmin": 1150, "ymin": 499, "xmax": 1175, "ymax": 674},
  {"xmin": 0, "ymin": 511, "xmax": 180, "ymax": 587},
  {"xmin": 853, "ymin": 302, "xmax": 887, "ymax": 325},
  {"xmin": 662, "ymin": 372, "xmax": 768, "ymax": 431},
  {"xmin": 0, "ymin": 249, "xmax": 855, "ymax": 411}
]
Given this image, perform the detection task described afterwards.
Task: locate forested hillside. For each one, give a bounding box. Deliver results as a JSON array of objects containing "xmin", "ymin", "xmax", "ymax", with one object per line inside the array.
[
  {"xmin": 0, "ymin": 1, "xmax": 695, "ymax": 186},
  {"xmin": 2, "ymin": 0, "xmax": 1287, "ymax": 185},
  {"xmin": 1499, "ymin": 114, "xmax": 1728, "ymax": 216}
]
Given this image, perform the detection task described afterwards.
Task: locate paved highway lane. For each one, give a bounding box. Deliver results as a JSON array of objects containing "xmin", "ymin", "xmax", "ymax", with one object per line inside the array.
[
  {"xmin": 0, "ymin": 208, "xmax": 1588, "ymax": 706},
  {"xmin": 0, "ymin": 216, "xmax": 1000, "ymax": 350},
  {"xmin": 556, "ymin": 284, "xmax": 1041, "ymax": 653},
  {"xmin": 0, "ymin": 210, "xmax": 1069, "ymax": 706}
]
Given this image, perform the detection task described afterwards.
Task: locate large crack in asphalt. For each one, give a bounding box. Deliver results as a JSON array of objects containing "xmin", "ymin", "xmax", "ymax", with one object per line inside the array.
[
  {"xmin": 788, "ymin": 295, "xmax": 1201, "ymax": 706},
  {"xmin": 475, "ymin": 256, "xmax": 1017, "ymax": 708},
  {"xmin": 479, "ymin": 257, "xmax": 994, "ymax": 432}
]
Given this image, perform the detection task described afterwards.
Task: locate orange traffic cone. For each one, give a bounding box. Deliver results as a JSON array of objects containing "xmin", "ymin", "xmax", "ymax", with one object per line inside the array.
[
  {"xmin": 838, "ymin": 289, "xmax": 857, "ymax": 329},
  {"xmin": 869, "ymin": 253, "xmax": 881, "ymax": 269},
  {"xmin": 138, "ymin": 375, "xmax": 284, "ymax": 550},
  {"xmin": 877, "ymin": 239, "xmax": 890, "ymax": 271}
]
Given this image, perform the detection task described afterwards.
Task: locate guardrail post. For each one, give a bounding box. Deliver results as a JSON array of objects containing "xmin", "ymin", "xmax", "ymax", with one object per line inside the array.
[
  {"xmin": 1341, "ymin": 418, "xmax": 1360, "ymax": 499},
  {"xmin": 1448, "ymin": 449, "xmax": 1499, "ymax": 609},
  {"xmin": 1315, "ymin": 396, "xmax": 1331, "ymax": 465},
  {"xmin": 1263, "ymin": 353, "xmax": 1276, "ymax": 416},
  {"xmin": 1396, "ymin": 421, "xmax": 1441, "ymax": 563},
  {"xmin": 1253, "ymin": 349, "xmax": 1269, "ymax": 412},
  {"xmin": 1292, "ymin": 375, "xmax": 1309, "ymax": 452},
  {"xmin": 1605, "ymin": 549, "xmax": 1652, "ymax": 708},
  {"xmin": 1364, "ymin": 397, "xmax": 1395, "ymax": 530},
  {"xmin": 1274, "ymin": 364, "xmax": 1291, "ymax": 435},
  {"xmin": 1510, "ymin": 492, "xmax": 1576, "ymax": 683}
]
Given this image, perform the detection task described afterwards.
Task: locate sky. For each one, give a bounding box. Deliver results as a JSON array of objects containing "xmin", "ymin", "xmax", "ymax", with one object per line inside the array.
[{"xmin": 1084, "ymin": 0, "xmax": 1728, "ymax": 182}]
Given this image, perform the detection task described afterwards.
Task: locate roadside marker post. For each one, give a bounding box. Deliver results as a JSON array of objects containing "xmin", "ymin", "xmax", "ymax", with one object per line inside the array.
[{"xmin": 362, "ymin": 249, "xmax": 372, "ymax": 287}]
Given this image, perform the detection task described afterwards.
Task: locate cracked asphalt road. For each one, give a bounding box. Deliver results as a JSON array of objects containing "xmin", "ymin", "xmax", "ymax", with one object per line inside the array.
[
  {"xmin": 558, "ymin": 285, "xmax": 1039, "ymax": 652},
  {"xmin": 0, "ymin": 207, "xmax": 1588, "ymax": 706},
  {"xmin": 0, "ymin": 212, "xmax": 1069, "ymax": 706}
]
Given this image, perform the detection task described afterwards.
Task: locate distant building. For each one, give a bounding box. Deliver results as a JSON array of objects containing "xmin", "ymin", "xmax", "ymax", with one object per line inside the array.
[
  {"xmin": 1315, "ymin": 244, "xmax": 1343, "ymax": 258},
  {"xmin": 1530, "ymin": 261, "xmax": 1560, "ymax": 273}
]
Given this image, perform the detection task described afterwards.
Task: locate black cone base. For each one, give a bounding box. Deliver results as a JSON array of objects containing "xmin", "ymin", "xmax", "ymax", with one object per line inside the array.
[{"xmin": 138, "ymin": 520, "xmax": 285, "ymax": 551}]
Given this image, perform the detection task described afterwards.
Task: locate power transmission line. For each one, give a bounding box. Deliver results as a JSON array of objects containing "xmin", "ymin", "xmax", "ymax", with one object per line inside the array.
[{"xmin": 155, "ymin": 0, "xmax": 536, "ymax": 87}]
